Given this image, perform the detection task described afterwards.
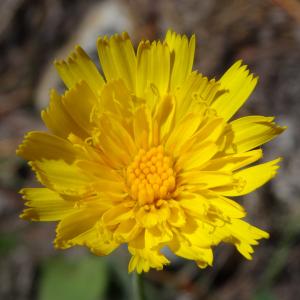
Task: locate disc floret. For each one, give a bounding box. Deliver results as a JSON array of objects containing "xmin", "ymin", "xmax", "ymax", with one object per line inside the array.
[{"xmin": 126, "ymin": 146, "xmax": 176, "ymax": 205}]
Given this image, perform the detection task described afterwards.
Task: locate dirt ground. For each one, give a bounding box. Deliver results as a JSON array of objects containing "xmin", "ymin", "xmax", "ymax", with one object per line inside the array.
[{"xmin": 0, "ymin": 0, "xmax": 300, "ymax": 299}]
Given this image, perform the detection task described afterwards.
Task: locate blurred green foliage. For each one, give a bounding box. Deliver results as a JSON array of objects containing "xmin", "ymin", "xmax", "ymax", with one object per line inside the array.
[
  {"xmin": 0, "ymin": 233, "xmax": 19, "ymax": 255},
  {"xmin": 39, "ymin": 255, "xmax": 108, "ymax": 300}
]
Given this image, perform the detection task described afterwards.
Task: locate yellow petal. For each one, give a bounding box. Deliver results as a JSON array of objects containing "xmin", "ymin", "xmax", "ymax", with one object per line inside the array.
[
  {"xmin": 67, "ymin": 133, "xmax": 105, "ymax": 164},
  {"xmin": 128, "ymin": 248, "xmax": 170, "ymax": 273},
  {"xmin": 89, "ymin": 236, "xmax": 119, "ymax": 256},
  {"xmin": 76, "ymin": 160, "xmax": 126, "ymax": 196},
  {"xmin": 202, "ymin": 149, "xmax": 263, "ymax": 172},
  {"xmin": 207, "ymin": 193, "xmax": 246, "ymax": 219},
  {"xmin": 223, "ymin": 219, "xmax": 269, "ymax": 259},
  {"xmin": 54, "ymin": 46, "xmax": 105, "ymax": 96},
  {"xmin": 61, "ymin": 81, "xmax": 98, "ymax": 133},
  {"xmin": 96, "ymin": 118, "xmax": 134, "ymax": 168},
  {"xmin": 98, "ymin": 113, "xmax": 137, "ymax": 158},
  {"xmin": 211, "ymin": 60, "xmax": 258, "ymax": 121},
  {"xmin": 144, "ymin": 225, "xmax": 173, "ymax": 249},
  {"xmin": 41, "ymin": 89, "xmax": 87, "ymax": 139},
  {"xmin": 91, "ymin": 179, "xmax": 126, "ymax": 196},
  {"xmin": 17, "ymin": 131, "xmax": 78, "ymax": 163},
  {"xmin": 165, "ymin": 113, "xmax": 202, "ymax": 156},
  {"xmin": 167, "ymin": 200, "xmax": 186, "ymax": 227},
  {"xmin": 174, "ymin": 72, "xmax": 219, "ymax": 122},
  {"xmin": 213, "ymin": 158, "xmax": 281, "ymax": 196},
  {"xmin": 137, "ymin": 40, "xmax": 170, "ymax": 98},
  {"xmin": 178, "ymin": 192, "xmax": 209, "ymax": 217},
  {"xmin": 136, "ymin": 201, "xmax": 171, "ymax": 228},
  {"xmin": 165, "ymin": 30, "xmax": 195, "ymax": 90},
  {"xmin": 95, "ymin": 79, "xmax": 134, "ymax": 121},
  {"xmin": 102, "ymin": 203, "xmax": 134, "ymax": 226},
  {"xmin": 55, "ymin": 208, "xmax": 102, "ymax": 249},
  {"xmin": 96, "ymin": 135, "xmax": 129, "ymax": 169},
  {"xmin": 178, "ymin": 218, "xmax": 214, "ymax": 248},
  {"xmin": 230, "ymin": 115, "xmax": 286, "ymax": 152},
  {"xmin": 175, "ymin": 141, "xmax": 219, "ymax": 172},
  {"xmin": 192, "ymin": 117, "xmax": 226, "ymax": 144},
  {"xmin": 133, "ymin": 105, "xmax": 152, "ymax": 150},
  {"xmin": 170, "ymin": 236, "xmax": 213, "ymax": 267},
  {"xmin": 83, "ymin": 222, "xmax": 120, "ymax": 256},
  {"xmin": 153, "ymin": 94, "xmax": 175, "ymax": 144},
  {"xmin": 20, "ymin": 188, "xmax": 75, "ymax": 221},
  {"xmin": 178, "ymin": 170, "xmax": 232, "ymax": 189},
  {"xmin": 30, "ymin": 160, "xmax": 91, "ymax": 195},
  {"xmin": 76, "ymin": 159, "xmax": 123, "ymax": 182},
  {"xmin": 97, "ymin": 32, "xmax": 136, "ymax": 91},
  {"xmin": 113, "ymin": 219, "xmax": 142, "ymax": 243}
]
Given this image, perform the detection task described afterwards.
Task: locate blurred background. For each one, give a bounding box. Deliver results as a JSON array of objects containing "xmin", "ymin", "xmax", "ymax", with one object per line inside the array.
[{"xmin": 0, "ymin": 0, "xmax": 300, "ymax": 299}]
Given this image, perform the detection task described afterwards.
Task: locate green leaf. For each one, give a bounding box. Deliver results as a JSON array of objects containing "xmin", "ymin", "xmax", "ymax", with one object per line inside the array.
[
  {"xmin": 253, "ymin": 288, "xmax": 275, "ymax": 300},
  {"xmin": 0, "ymin": 233, "xmax": 18, "ymax": 255},
  {"xmin": 39, "ymin": 254, "xmax": 108, "ymax": 300}
]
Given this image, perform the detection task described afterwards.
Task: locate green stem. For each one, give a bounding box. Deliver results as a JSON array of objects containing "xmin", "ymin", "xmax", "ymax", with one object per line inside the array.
[{"xmin": 133, "ymin": 272, "xmax": 146, "ymax": 300}]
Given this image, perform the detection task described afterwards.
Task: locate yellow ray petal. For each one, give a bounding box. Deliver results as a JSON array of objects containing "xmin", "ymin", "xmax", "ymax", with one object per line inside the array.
[
  {"xmin": 98, "ymin": 113, "xmax": 137, "ymax": 158},
  {"xmin": 133, "ymin": 105, "xmax": 152, "ymax": 150},
  {"xmin": 178, "ymin": 192, "xmax": 209, "ymax": 217},
  {"xmin": 211, "ymin": 60, "xmax": 258, "ymax": 121},
  {"xmin": 165, "ymin": 30, "xmax": 195, "ymax": 90},
  {"xmin": 170, "ymin": 236, "xmax": 213, "ymax": 268},
  {"xmin": 97, "ymin": 32, "xmax": 137, "ymax": 91},
  {"xmin": 202, "ymin": 149, "xmax": 263, "ymax": 172},
  {"xmin": 89, "ymin": 235, "xmax": 119, "ymax": 256},
  {"xmin": 165, "ymin": 113, "xmax": 202, "ymax": 156},
  {"xmin": 113, "ymin": 219, "xmax": 142, "ymax": 243},
  {"xmin": 167, "ymin": 200, "xmax": 186, "ymax": 227},
  {"xmin": 223, "ymin": 219, "xmax": 269, "ymax": 259},
  {"xmin": 77, "ymin": 220, "xmax": 120, "ymax": 256},
  {"xmin": 67, "ymin": 133, "xmax": 106, "ymax": 164},
  {"xmin": 144, "ymin": 225, "xmax": 173, "ymax": 249},
  {"xmin": 61, "ymin": 81, "xmax": 98, "ymax": 133},
  {"xmin": 175, "ymin": 141, "xmax": 219, "ymax": 172},
  {"xmin": 30, "ymin": 160, "xmax": 92, "ymax": 196},
  {"xmin": 76, "ymin": 159, "xmax": 123, "ymax": 182},
  {"xmin": 20, "ymin": 188, "xmax": 75, "ymax": 221},
  {"xmin": 102, "ymin": 203, "xmax": 134, "ymax": 226},
  {"xmin": 54, "ymin": 208, "xmax": 103, "ymax": 249},
  {"xmin": 96, "ymin": 79, "xmax": 134, "ymax": 121},
  {"xmin": 153, "ymin": 94, "xmax": 175, "ymax": 144},
  {"xmin": 128, "ymin": 248, "xmax": 170, "ymax": 273},
  {"xmin": 16, "ymin": 131, "xmax": 78, "ymax": 163},
  {"xmin": 206, "ymin": 193, "xmax": 246, "ymax": 219},
  {"xmin": 174, "ymin": 116, "xmax": 225, "ymax": 160},
  {"xmin": 178, "ymin": 218, "xmax": 214, "ymax": 248},
  {"xmin": 213, "ymin": 158, "xmax": 281, "ymax": 196},
  {"xmin": 76, "ymin": 160, "xmax": 127, "ymax": 196},
  {"xmin": 137, "ymin": 40, "xmax": 170, "ymax": 98},
  {"xmin": 136, "ymin": 201, "xmax": 172, "ymax": 229},
  {"xmin": 193, "ymin": 117, "xmax": 226, "ymax": 144},
  {"xmin": 178, "ymin": 170, "xmax": 232, "ymax": 189},
  {"xmin": 41, "ymin": 89, "xmax": 88, "ymax": 139},
  {"xmin": 174, "ymin": 72, "xmax": 219, "ymax": 122},
  {"xmin": 95, "ymin": 117, "xmax": 134, "ymax": 168},
  {"xmin": 54, "ymin": 46, "xmax": 105, "ymax": 95},
  {"xmin": 95, "ymin": 133, "xmax": 131, "ymax": 169},
  {"xmin": 92, "ymin": 180, "xmax": 127, "ymax": 196},
  {"xmin": 230, "ymin": 115, "xmax": 286, "ymax": 152}
]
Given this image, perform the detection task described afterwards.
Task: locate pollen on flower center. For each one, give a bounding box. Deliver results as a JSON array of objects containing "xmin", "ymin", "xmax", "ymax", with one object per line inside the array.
[{"xmin": 126, "ymin": 145, "xmax": 176, "ymax": 205}]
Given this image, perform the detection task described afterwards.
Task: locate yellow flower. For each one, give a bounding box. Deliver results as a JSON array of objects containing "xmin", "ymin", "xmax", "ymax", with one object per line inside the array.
[{"xmin": 17, "ymin": 30, "xmax": 285, "ymax": 273}]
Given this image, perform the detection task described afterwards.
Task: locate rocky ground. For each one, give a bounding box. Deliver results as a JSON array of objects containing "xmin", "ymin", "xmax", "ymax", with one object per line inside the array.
[{"xmin": 0, "ymin": 0, "xmax": 300, "ymax": 299}]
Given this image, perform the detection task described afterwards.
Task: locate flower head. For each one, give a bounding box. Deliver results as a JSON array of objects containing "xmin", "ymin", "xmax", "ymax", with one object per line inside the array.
[{"xmin": 17, "ymin": 30, "xmax": 285, "ymax": 273}]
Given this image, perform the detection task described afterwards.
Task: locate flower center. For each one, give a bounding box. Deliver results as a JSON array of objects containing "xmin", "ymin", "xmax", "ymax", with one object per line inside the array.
[{"xmin": 126, "ymin": 145, "xmax": 176, "ymax": 205}]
